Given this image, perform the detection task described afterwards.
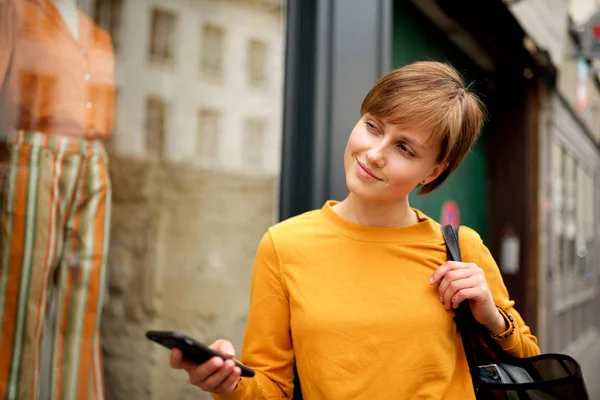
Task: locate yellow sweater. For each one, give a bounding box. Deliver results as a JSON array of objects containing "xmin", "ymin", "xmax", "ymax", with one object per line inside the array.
[{"xmin": 212, "ymin": 201, "xmax": 540, "ymax": 400}]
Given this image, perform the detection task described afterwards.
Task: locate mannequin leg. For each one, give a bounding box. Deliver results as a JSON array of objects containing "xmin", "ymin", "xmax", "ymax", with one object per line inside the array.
[
  {"xmin": 49, "ymin": 141, "xmax": 110, "ymax": 400},
  {"xmin": 40, "ymin": 286, "xmax": 57, "ymax": 400},
  {"xmin": 0, "ymin": 134, "xmax": 65, "ymax": 400}
]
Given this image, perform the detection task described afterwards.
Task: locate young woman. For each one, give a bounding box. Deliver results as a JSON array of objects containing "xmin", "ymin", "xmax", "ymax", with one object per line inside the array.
[{"xmin": 169, "ymin": 61, "xmax": 540, "ymax": 399}]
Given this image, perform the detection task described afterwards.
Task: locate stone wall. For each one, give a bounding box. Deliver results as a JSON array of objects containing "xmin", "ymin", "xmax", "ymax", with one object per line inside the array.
[{"xmin": 102, "ymin": 155, "xmax": 276, "ymax": 399}]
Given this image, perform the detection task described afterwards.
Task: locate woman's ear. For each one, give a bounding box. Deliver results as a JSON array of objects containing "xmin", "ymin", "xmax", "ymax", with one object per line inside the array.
[{"xmin": 423, "ymin": 162, "xmax": 449, "ymax": 185}]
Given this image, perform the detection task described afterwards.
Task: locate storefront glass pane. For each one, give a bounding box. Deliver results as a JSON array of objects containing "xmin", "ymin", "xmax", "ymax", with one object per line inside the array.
[{"xmin": 0, "ymin": 0, "xmax": 287, "ymax": 398}]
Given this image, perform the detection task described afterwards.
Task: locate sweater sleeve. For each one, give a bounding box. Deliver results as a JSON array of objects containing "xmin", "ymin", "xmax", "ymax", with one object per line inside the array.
[
  {"xmin": 459, "ymin": 227, "xmax": 540, "ymax": 358},
  {"xmin": 211, "ymin": 230, "xmax": 294, "ymax": 400}
]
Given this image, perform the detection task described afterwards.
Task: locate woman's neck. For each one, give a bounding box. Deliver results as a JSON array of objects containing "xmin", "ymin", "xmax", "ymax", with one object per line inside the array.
[{"xmin": 333, "ymin": 193, "xmax": 418, "ymax": 228}]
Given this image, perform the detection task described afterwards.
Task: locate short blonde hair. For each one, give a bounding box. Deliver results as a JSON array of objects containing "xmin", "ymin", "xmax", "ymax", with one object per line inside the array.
[{"xmin": 360, "ymin": 61, "xmax": 486, "ymax": 194}]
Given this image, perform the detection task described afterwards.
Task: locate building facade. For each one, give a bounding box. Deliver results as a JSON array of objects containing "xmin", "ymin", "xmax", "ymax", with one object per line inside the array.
[
  {"xmin": 80, "ymin": 0, "xmax": 285, "ymax": 175},
  {"xmin": 510, "ymin": 1, "xmax": 600, "ymax": 396},
  {"xmin": 75, "ymin": 0, "xmax": 286, "ymax": 398}
]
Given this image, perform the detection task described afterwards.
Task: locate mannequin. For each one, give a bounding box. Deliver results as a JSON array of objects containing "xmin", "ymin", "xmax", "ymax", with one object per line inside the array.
[
  {"xmin": 50, "ymin": 0, "xmax": 79, "ymax": 39},
  {"xmin": 0, "ymin": 0, "xmax": 115, "ymax": 398},
  {"xmin": 41, "ymin": 1, "xmax": 79, "ymax": 399}
]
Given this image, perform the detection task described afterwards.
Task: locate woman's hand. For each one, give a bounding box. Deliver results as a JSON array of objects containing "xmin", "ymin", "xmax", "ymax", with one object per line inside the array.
[
  {"xmin": 430, "ymin": 261, "xmax": 507, "ymax": 334},
  {"xmin": 169, "ymin": 339, "xmax": 242, "ymax": 394}
]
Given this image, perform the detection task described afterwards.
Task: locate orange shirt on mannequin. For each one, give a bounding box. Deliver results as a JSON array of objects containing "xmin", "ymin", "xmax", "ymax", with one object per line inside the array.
[{"xmin": 0, "ymin": 0, "xmax": 115, "ymax": 139}]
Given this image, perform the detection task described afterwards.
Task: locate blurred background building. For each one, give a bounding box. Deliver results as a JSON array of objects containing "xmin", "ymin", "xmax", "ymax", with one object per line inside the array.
[
  {"xmin": 74, "ymin": 0, "xmax": 285, "ymax": 398},
  {"xmin": 6, "ymin": 0, "xmax": 598, "ymax": 398}
]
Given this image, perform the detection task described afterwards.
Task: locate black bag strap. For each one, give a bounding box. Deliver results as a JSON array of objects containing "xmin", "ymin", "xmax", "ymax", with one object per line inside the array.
[
  {"xmin": 443, "ymin": 225, "xmax": 517, "ymax": 358},
  {"xmin": 442, "ymin": 224, "xmax": 462, "ymax": 263},
  {"xmin": 293, "ymin": 364, "xmax": 302, "ymax": 399},
  {"xmin": 441, "ymin": 224, "xmax": 482, "ymax": 395},
  {"xmin": 442, "ymin": 225, "xmax": 524, "ymax": 396}
]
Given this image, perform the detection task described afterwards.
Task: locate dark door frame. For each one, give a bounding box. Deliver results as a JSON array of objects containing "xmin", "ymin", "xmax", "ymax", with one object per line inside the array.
[{"xmin": 278, "ymin": 0, "xmax": 392, "ymax": 221}]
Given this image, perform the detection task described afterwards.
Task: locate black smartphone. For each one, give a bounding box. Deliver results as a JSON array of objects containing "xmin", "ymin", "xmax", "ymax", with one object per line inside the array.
[{"xmin": 146, "ymin": 330, "xmax": 255, "ymax": 378}]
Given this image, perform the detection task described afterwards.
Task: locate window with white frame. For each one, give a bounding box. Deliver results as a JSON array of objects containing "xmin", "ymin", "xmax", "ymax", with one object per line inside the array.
[
  {"xmin": 582, "ymin": 169, "xmax": 596, "ymax": 288},
  {"xmin": 197, "ymin": 109, "xmax": 220, "ymax": 164},
  {"xmin": 553, "ymin": 141, "xmax": 598, "ymax": 302},
  {"xmin": 200, "ymin": 23, "xmax": 224, "ymax": 79},
  {"xmin": 246, "ymin": 39, "xmax": 268, "ymax": 87},
  {"xmin": 145, "ymin": 96, "xmax": 167, "ymax": 160},
  {"xmin": 243, "ymin": 117, "xmax": 266, "ymax": 169},
  {"xmin": 148, "ymin": 8, "xmax": 177, "ymax": 64},
  {"xmin": 94, "ymin": 0, "xmax": 124, "ymax": 53},
  {"xmin": 564, "ymin": 153, "xmax": 577, "ymax": 295}
]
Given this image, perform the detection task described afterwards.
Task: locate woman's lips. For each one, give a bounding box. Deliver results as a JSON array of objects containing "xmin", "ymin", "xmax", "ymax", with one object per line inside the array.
[{"xmin": 356, "ymin": 159, "xmax": 382, "ymax": 181}]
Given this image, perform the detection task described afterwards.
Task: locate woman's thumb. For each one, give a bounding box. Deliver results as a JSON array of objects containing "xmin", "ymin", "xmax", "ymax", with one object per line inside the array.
[{"xmin": 212, "ymin": 339, "xmax": 236, "ymax": 359}]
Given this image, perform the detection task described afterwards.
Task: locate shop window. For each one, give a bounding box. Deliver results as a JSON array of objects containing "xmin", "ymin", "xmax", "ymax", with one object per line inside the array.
[
  {"xmin": 554, "ymin": 142, "xmax": 598, "ymax": 304},
  {"xmin": 67, "ymin": 1, "xmax": 287, "ymax": 397},
  {"xmin": 583, "ymin": 170, "xmax": 596, "ymax": 288}
]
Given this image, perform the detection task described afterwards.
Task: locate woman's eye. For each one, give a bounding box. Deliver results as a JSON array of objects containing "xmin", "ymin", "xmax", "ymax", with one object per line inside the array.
[
  {"xmin": 398, "ymin": 144, "xmax": 414, "ymax": 157},
  {"xmin": 366, "ymin": 122, "xmax": 378, "ymax": 133}
]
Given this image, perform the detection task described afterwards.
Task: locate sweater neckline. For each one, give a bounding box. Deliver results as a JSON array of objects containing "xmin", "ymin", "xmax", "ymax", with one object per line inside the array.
[{"xmin": 320, "ymin": 200, "xmax": 438, "ymax": 243}]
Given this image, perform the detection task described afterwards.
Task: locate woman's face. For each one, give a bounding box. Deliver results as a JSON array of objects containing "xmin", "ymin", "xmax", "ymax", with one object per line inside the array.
[{"xmin": 343, "ymin": 114, "xmax": 448, "ymax": 202}]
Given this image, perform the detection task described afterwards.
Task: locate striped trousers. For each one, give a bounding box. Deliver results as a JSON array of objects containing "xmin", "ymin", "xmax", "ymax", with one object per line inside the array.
[{"xmin": 0, "ymin": 131, "xmax": 110, "ymax": 400}]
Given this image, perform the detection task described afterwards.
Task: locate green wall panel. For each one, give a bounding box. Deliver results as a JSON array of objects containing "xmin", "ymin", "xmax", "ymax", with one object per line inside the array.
[{"xmin": 393, "ymin": 1, "xmax": 488, "ymax": 242}]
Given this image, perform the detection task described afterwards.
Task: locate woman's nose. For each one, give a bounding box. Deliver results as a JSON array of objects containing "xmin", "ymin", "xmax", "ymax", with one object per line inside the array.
[{"xmin": 365, "ymin": 147, "xmax": 385, "ymax": 168}]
